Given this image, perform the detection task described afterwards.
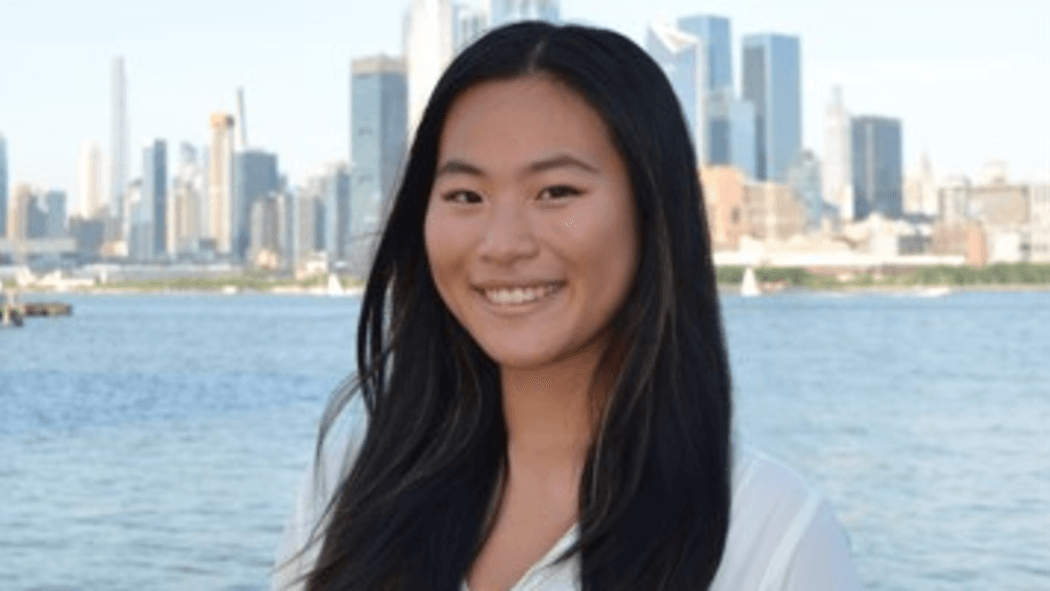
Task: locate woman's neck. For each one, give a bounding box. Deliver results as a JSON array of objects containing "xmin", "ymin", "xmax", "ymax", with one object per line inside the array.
[{"xmin": 499, "ymin": 334, "xmax": 620, "ymax": 475}]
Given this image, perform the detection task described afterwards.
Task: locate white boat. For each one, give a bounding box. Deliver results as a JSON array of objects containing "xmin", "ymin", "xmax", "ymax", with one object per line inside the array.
[
  {"xmin": 740, "ymin": 267, "xmax": 761, "ymax": 297},
  {"xmin": 916, "ymin": 286, "xmax": 952, "ymax": 298},
  {"xmin": 327, "ymin": 273, "xmax": 346, "ymax": 297}
]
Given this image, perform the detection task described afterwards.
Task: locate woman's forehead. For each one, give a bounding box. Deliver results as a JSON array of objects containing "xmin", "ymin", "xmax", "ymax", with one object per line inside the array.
[{"xmin": 436, "ymin": 75, "xmax": 619, "ymax": 175}]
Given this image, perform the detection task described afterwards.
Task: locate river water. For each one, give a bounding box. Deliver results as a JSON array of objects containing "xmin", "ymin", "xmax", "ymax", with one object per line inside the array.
[{"xmin": 1, "ymin": 291, "xmax": 1047, "ymax": 590}]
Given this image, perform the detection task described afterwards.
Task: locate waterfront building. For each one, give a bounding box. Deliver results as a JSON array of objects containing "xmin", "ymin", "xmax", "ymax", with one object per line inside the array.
[
  {"xmin": 646, "ymin": 21, "xmax": 707, "ymax": 163},
  {"xmin": 249, "ymin": 192, "xmax": 281, "ymax": 268},
  {"xmin": 208, "ymin": 112, "xmax": 235, "ymax": 255},
  {"xmin": 0, "ymin": 133, "xmax": 7, "ymax": 238},
  {"xmin": 351, "ymin": 55, "xmax": 407, "ymax": 245},
  {"xmin": 489, "ymin": 0, "xmax": 558, "ymax": 27},
  {"xmin": 742, "ymin": 181, "xmax": 807, "ymax": 241},
  {"xmin": 233, "ymin": 149, "xmax": 279, "ymax": 261},
  {"xmin": 404, "ymin": 0, "xmax": 454, "ymax": 133},
  {"xmin": 171, "ymin": 142, "xmax": 206, "ymax": 255},
  {"xmin": 143, "ymin": 140, "xmax": 167, "ymax": 256},
  {"xmin": 126, "ymin": 179, "xmax": 151, "ymax": 260},
  {"xmin": 78, "ymin": 140, "xmax": 104, "ymax": 219},
  {"xmin": 938, "ymin": 175, "xmax": 971, "ymax": 224},
  {"xmin": 822, "ymin": 86, "xmax": 852, "ymax": 221},
  {"xmin": 110, "ymin": 56, "xmax": 128, "ymax": 231},
  {"xmin": 8, "ymin": 184, "xmax": 31, "ymax": 241},
  {"xmin": 741, "ymin": 34, "xmax": 801, "ymax": 182},
  {"xmin": 317, "ymin": 163, "xmax": 352, "ymax": 265},
  {"xmin": 294, "ymin": 187, "xmax": 326, "ymax": 274},
  {"xmin": 699, "ymin": 166, "xmax": 749, "ymax": 250},
  {"xmin": 1029, "ymin": 183, "xmax": 1050, "ymax": 262},
  {"xmin": 851, "ymin": 115, "xmax": 902, "ymax": 219},
  {"xmin": 44, "ymin": 189, "xmax": 67, "ymax": 238},
  {"xmin": 26, "ymin": 192, "xmax": 48, "ymax": 239},
  {"xmin": 785, "ymin": 150, "xmax": 824, "ymax": 231},
  {"xmin": 902, "ymin": 151, "xmax": 938, "ymax": 218}
]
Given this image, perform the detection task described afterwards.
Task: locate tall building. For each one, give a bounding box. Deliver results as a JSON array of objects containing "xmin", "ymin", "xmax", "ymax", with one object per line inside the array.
[
  {"xmin": 27, "ymin": 192, "xmax": 49, "ymax": 239},
  {"xmin": 728, "ymin": 97, "xmax": 756, "ymax": 178},
  {"xmin": 110, "ymin": 57, "xmax": 128, "ymax": 229},
  {"xmin": 404, "ymin": 0, "xmax": 454, "ymax": 133},
  {"xmin": 646, "ymin": 22, "xmax": 707, "ymax": 162},
  {"xmin": 143, "ymin": 140, "xmax": 167, "ymax": 256},
  {"xmin": 8, "ymin": 184, "xmax": 31, "ymax": 241},
  {"xmin": 822, "ymin": 86, "xmax": 852, "ymax": 220},
  {"xmin": 208, "ymin": 112, "xmax": 235, "ymax": 255},
  {"xmin": 351, "ymin": 55, "xmax": 408, "ymax": 245},
  {"xmin": 851, "ymin": 116, "xmax": 903, "ymax": 220},
  {"xmin": 78, "ymin": 140, "xmax": 104, "ymax": 218},
  {"xmin": 742, "ymin": 34, "xmax": 801, "ymax": 182},
  {"xmin": 0, "ymin": 133, "xmax": 7, "ymax": 238},
  {"xmin": 44, "ymin": 189, "xmax": 68, "ymax": 238},
  {"xmin": 126, "ymin": 179, "xmax": 151, "ymax": 260},
  {"xmin": 233, "ymin": 149, "xmax": 279, "ymax": 260},
  {"xmin": 677, "ymin": 15, "xmax": 732, "ymax": 93},
  {"xmin": 785, "ymin": 150, "xmax": 824, "ymax": 231},
  {"xmin": 453, "ymin": 2, "xmax": 489, "ymax": 53},
  {"xmin": 489, "ymin": 0, "xmax": 558, "ymax": 27},
  {"xmin": 171, "ymin": 142, "xmax": 205, "ymax": 255}
]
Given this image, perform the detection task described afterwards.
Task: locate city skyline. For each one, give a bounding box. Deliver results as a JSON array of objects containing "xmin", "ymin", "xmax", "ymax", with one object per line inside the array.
[{"xmin": 0, "ymin": 0, "xmax": 1047, "ymax": 211}]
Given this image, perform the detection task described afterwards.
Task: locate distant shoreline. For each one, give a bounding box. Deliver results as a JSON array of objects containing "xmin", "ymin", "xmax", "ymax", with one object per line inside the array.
[
  {"xmin": 717, "ymin": 282, "xmax": 1050, "ymax": 295},
  {"xmin": 9, "ymin": 283, "xmax": 1047, "ymax": 298}
]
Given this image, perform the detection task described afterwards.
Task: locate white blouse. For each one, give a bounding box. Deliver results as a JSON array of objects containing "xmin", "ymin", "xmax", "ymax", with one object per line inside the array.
[{"xmin": 271, "ymin": 422, "xmax": 863, "ymax": 591}]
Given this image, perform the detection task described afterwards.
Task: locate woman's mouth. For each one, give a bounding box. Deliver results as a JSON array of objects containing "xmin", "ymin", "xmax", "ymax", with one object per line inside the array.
[{"xmin": 477, "ymin": 282, "xmax": 565, "ymax": 305}]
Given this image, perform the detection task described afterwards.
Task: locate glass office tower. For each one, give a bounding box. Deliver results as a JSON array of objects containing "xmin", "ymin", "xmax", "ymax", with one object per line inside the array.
[
  {"xmin": 741, "ymin": 34, "xmax": 801, "ymax": 182},
  {"xmin": 851, "ymin": 116, "xmax": 903, "ymax": 220}
]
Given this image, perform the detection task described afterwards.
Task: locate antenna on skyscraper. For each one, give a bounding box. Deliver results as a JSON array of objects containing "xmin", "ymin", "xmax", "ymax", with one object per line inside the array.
[{"xmin": 236, "ymin": 87, "xmax": 248, "ymax": 149}]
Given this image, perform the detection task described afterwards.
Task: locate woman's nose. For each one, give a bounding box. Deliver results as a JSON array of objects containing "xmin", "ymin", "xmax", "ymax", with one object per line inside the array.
[{"xmin": 478, "ymin": 201, "xmax": 540, "ymax": 265}]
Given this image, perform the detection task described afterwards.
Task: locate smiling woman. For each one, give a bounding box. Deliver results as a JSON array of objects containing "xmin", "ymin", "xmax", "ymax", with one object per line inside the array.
[{"xmin": 272, "ymin": 21, "xmax": 861, "ymax": 591}]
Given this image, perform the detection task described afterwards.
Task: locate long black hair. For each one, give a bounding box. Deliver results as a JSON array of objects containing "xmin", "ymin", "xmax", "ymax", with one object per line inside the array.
[{"xmin": 304, "ymin": 21, "xmax": 733, "ymax": 590}]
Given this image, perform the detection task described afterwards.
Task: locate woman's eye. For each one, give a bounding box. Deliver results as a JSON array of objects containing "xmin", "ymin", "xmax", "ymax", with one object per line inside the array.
[
  {"xmin": 443, "ymin": 190, "xmax": 483, "ymax": 204},
  {"xmin": 538, "ymin": 185, "xmax": 582, "ymax": 201}
]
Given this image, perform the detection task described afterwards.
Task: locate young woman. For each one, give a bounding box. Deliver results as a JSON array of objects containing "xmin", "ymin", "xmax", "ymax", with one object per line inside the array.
[{"xmin": 273, "ymin": 22, "xmax": 861, "ymax": 591}]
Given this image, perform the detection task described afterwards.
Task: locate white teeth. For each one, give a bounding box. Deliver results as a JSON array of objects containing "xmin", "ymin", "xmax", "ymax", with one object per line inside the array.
[{"xmin": 482, "ymin": 283, "xmax": 561, "ymax": 305}]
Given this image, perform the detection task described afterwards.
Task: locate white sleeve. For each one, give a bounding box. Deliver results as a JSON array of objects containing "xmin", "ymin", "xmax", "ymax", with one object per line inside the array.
[
  {"xmin": 780, "ymin": 499, "xmax": 864, "ymax": 591},
  {"xmin": 271, "ymin": 413, "xmax": 367, "ymax": 591}
]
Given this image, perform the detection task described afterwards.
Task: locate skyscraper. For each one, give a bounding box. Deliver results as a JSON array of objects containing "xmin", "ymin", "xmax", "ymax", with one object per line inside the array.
[
  {"xmin": 309, "ymin": 162, "xmax": 352, "ymax": 264},
  {"xmin": 233, "ymin": 149, "xmax": 279, "ymax": 260},
  {"xmin": 110, "ymin": 57, "xmax": 128, "ymax": 230},
  {"xmin": 677, "ymin": 15, "xmax": 732, "ymax": 93},
  {"xmin": 143, "ymin": 140, "xmax": 167, "ymax": 256},
  {"xmin": 170, "ymin": 142, "xmax": 205, "ymax": 254},
  {"xmin": 208, "ymin": 112, "xmax": 235, "ymax": 255},
  {"xmin": 44, "ymin": 189, "xmax": 68, "ymax": 238},
  {"xmin": 78, "ymin": 140, "xmax": 104, "ymax": 219},
  {"xmin": 489, "ymin": 0, "xmax": 558, "ymax": 27},
  {"xmin": 351, "ymin": 55, "xmax": 407, "ymax": 243},
  {"xmin": 452, "ymin": 2, "xmax": 488, "ymax": 53},
  {"xmin": 0, "ymin": 133, "xmax": 7, "ymax": 238},
  {"xmin": 404, "ymin": 0, "xmax": 454, "ymax": 133},
  {"xmin": 823, "ymin": 87, "xmax": 853, "ymax": 220},
  {"xmin": 851, "ymin": 116, "xmax": 903, "ymax": 220},
  {"xmin": 742, "ymin": 34, "xmax": 801, "ymax": 182},
  {"xmin": 646, "ymin": 22, "xmax": 707, "ymax": 162}
]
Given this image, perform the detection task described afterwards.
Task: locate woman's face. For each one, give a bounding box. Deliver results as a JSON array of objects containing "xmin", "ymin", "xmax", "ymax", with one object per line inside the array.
[{"xmin": 424, "ymin": 75, "xmax": 638, "ymax": 371}]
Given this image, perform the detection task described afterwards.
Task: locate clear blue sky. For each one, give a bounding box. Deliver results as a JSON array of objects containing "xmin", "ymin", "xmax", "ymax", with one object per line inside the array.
[{"xmin": 1, "ymin": 0, "xmax": 1047, "ymax": 209}]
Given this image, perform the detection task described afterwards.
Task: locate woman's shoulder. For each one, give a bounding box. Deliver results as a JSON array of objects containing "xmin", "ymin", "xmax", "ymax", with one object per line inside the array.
[{"xmin": 713, "ymin": 443, "xmax": 862, "ymax": 590}]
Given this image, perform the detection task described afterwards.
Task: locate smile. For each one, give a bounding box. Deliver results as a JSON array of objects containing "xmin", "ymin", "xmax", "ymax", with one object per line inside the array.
[{"xmin": 477, "ymin": 282, "xmax": 565, "ymax": 306}]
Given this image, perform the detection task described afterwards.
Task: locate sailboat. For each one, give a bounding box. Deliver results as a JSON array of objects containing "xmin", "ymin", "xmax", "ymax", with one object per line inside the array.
[
  {"xmin": 740, "ymin": 266, "xmax": 761, "ymax": 297},
  {"xmin": 326, "ymin": 273, "xmax": 346, "ymax": 297}
]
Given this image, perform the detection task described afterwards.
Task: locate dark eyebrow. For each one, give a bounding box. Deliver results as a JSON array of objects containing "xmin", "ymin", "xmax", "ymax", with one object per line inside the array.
[
  {"xmin": 435, "ymin": 153, "xmax": 601, "ymax": 179},
  {"xmin": 436, "ymin": 159, "xmax": 485, "ymax": 178},
  {"xmin": 527, "ymin": 153, "xmax": 600, "ymax": 175}
]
